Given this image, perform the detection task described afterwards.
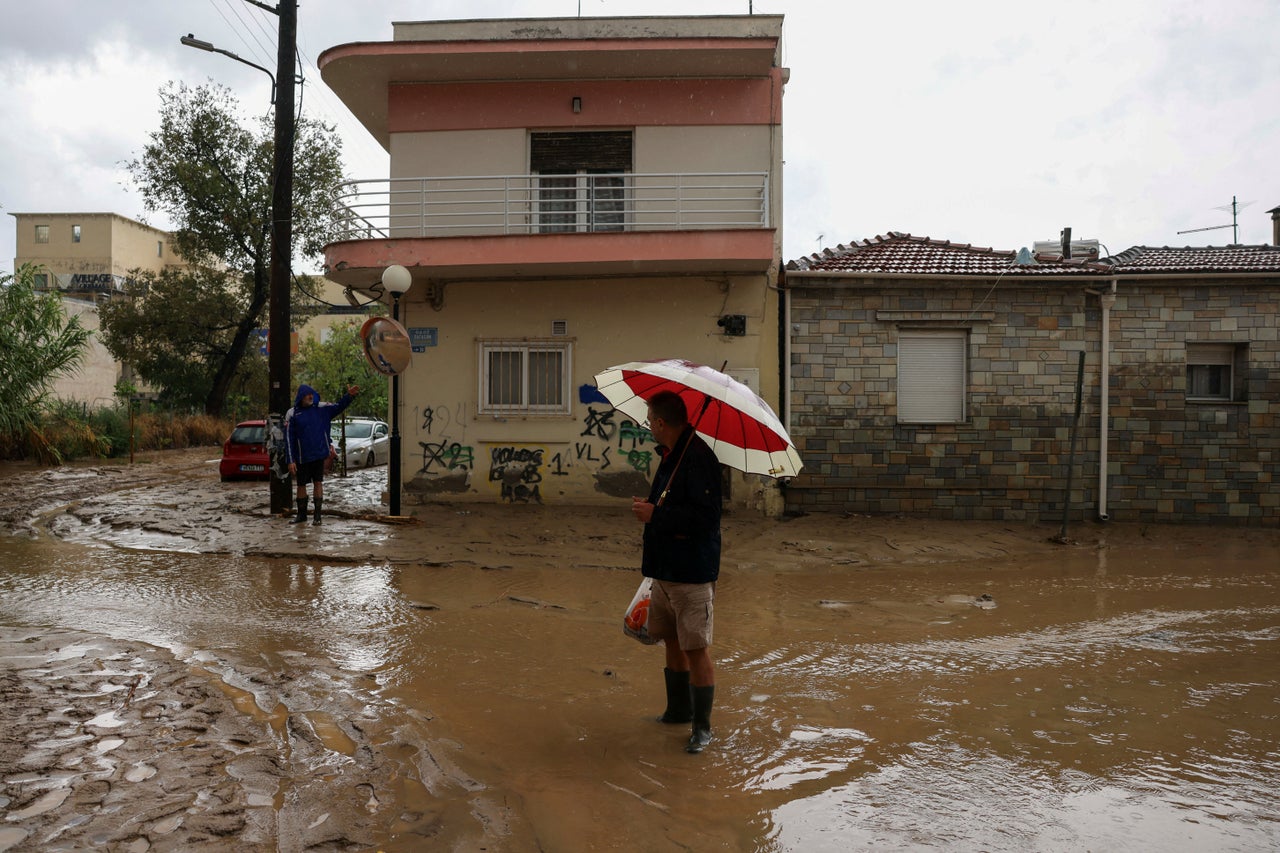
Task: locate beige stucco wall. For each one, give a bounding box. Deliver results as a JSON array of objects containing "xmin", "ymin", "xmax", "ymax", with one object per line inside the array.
[
  {"xmin": 394, "ymin": 273, "xmax": 779, "ymax": 508},
  {"xmin": 391, "ymin": 126, "xmax": 774, "ymax": 180},
  {"xmin": 51, "ymin": 298, "xmax": 121, "ymax": 407},
  {"xmin": 394, "ymin": 16, "xmax": 785, "ymax": 45}
]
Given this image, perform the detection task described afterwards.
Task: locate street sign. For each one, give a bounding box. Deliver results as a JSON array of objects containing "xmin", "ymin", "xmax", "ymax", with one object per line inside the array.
[{"xmin": 409, "ymin": 327, "xmax": 438, "ymax": 353}]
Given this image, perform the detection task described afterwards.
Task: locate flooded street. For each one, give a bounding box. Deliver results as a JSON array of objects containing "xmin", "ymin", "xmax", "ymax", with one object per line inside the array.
[{"xmin": 1, "ymin": 452, "xmax": 1278, "ymax": 851}]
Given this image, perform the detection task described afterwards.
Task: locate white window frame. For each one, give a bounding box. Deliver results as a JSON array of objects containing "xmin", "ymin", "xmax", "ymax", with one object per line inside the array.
[
  {"xmin": 1185, "ymin": 342, "xmax": 1239, "ymax": 402},
  {"xmin": 478, "ymin": 339, "xmax": 574, "ymax": 416},
  {"xmin": 897, "ymin": 329, "xmax": 967, "ymax": 424}
]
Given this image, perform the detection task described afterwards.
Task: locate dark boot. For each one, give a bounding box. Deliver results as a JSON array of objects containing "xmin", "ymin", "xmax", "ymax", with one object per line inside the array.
[
  {"xmin": 289, "ymin": 496, "xmax": 309, "ymax": 524},
  {"xmin": 687, "ymin": 684, "xmax": 714, "ymax": 754},
  {"xmin": 311, "ymin": 496, "xmax": 323, "ymax": 525},
  {"xmin": 658, "ymin": 668, "xmax": 693, "ymax": 724}
]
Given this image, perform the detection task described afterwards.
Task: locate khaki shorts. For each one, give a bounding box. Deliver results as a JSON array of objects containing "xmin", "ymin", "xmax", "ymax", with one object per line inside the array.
[{"xmin": 648, "ymin": 580, "xmax": 715, "ymax": 650}]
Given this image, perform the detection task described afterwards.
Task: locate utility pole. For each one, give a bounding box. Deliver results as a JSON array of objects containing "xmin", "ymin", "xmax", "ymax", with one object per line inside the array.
[{"xmin": 268, "ymin": 0, "xmax": 297, "ymax": 515}]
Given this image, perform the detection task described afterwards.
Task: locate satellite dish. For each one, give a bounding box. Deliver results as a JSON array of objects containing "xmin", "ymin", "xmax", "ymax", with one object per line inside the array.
[{"xmin": 360, "ymin": 316, "xmax": 412, "ymax": 376}]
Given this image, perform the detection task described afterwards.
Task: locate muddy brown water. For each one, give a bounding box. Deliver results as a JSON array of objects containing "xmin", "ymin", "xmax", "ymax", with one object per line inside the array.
[{"xmin": 1, "ymin": 467, "xmax": 1279, "ymax": 850}]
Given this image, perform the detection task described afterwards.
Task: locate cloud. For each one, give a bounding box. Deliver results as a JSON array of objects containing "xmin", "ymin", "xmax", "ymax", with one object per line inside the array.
[{"xmin": 4, "ymin": 0, "xmax": 1279, "ymax": 274}]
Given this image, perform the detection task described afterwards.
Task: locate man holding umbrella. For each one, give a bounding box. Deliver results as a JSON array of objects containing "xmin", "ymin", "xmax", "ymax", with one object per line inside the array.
[
  {"xmin": 631, "ymin": 390, "xmax": 722, "ymax": 754},
  {"xmin": 599, "ymin": 358, "xmax": 802, "ymax": 753}
]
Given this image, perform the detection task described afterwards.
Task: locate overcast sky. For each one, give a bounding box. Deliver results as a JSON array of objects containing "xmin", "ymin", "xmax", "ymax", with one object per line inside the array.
[{"xmin": 2, "ymin": 0, "xmax": 1277, "ymax": 276}]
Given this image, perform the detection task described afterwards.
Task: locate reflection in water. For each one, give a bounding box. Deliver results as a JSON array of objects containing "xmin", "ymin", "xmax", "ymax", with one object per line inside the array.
[{"xmin": 0, "ymin": 542, "xmax": 408, "ymax": 674}]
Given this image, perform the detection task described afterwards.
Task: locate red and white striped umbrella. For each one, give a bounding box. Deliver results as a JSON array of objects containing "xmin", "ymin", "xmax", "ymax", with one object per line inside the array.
[{"xmin": 593, "ymin": 359, "xmax": 803, "ymax": 478}]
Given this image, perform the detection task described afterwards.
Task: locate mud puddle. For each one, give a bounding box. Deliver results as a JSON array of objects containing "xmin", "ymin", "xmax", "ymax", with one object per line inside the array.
[{"xmin": 3, "ymin": 515, "xmax": 1279, "ymax": 850}]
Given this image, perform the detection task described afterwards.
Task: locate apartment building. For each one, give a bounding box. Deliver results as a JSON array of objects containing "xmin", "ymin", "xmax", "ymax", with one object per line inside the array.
[
  {"xmin": 319, "ymin": 15, "xmax": 788, "ymax": 508},
  {"xmin": 10, "ymin": 212, "xmax": 174, "ymax": 405}
]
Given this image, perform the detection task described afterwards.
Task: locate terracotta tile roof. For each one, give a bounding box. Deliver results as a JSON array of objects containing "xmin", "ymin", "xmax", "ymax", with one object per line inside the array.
[
  {"xmin": 786, "ymin": 231, "xmax": 1109, "ymax": 276},
  {"xmin": 1103, "ymin": 244, "xmax": 1280, "ymax": 274},
  {"xmin": 787, "ymin": 232, "xmax": 1280, "ymax": 277}
]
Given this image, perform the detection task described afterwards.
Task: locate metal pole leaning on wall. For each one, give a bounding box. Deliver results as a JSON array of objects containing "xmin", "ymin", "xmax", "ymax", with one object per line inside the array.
[{"xmin": 1057, "ymin": 350, "xmax": 1087, "ymax": 542}]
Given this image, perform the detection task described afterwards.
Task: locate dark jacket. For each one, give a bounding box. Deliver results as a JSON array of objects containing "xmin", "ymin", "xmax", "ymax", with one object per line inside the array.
[
  {"xmin": 641, "ymin": 427, "xmax": 722, "ymax": 584},
  {"xmin": 284, "ymin": 384, "xmax": 352, "ymax": 465}
]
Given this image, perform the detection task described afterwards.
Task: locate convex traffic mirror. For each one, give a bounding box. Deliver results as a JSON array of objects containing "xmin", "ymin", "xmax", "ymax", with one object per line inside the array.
[{"xmin": 360, "ymin": 316, "xmax": 412, "ymax": 376}]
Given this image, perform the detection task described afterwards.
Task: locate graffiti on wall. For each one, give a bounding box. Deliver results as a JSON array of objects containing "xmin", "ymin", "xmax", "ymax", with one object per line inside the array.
[
  {"xmin": 488, "ymin": 444, "xmax": 544, "ymax": 503},
  {"xmin": 419, "ymin": 440, "xmax": 474, "ymax": 474},
  {"xmin": 418, "ymin": 402, "xmax": 468, "ymax": 436},
  {"xmin": 410, "ymin": 398, "xmax": 659, "ymax": 500},
  {"xmin": 580, "ymin": 406, "xmax": 615, "ymax": 441}
]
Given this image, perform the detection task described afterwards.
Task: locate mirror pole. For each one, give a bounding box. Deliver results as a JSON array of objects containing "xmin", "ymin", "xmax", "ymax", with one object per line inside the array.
[{"xmin": 389, "ymin": 292, "xmax": 402, "ymax": 517}]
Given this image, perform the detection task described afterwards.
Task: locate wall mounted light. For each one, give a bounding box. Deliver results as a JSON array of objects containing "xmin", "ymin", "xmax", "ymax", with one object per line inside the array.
[{"xmin": 572, "ymin": 96, "xmax": 582, "ymax": 114}]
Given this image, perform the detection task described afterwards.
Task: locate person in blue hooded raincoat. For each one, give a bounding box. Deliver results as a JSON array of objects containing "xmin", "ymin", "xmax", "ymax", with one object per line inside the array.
[{"xmin": 284, "ymin": 383, "xmax": 359, "ymax": 524}]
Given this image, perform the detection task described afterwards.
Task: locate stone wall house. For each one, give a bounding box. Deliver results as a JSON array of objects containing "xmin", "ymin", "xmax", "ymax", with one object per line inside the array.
[{"xmin": 782, "ymin": 231, "xmax": 1280, "ymax": 526}]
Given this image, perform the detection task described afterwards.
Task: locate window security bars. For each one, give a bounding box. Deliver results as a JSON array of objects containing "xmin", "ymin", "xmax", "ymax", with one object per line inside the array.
[{"xmin": 479, "ymin": 341, "xmax": 571, "ymax": 416}]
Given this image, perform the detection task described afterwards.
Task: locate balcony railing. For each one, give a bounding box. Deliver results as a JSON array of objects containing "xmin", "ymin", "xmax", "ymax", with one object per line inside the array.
[{"xmin": 331, "ymin": 172, "xmax": 770, "ymax": 241}]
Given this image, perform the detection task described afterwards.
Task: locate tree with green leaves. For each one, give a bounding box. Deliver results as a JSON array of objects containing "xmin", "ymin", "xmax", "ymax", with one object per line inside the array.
[
  {"xmin": 98, "ymin": 265, "xmax": 274, "ymax": 413},
  {"xmin": 101, "ymin": 81, "xmax": 344, "ymax": 416},
  {"xmin": 294, "ymin": 318, "xmax": 390, "ymax": 420},
  {"xmin": 0, "ymin": 265, "xmax": 93, "ymax": 452}
]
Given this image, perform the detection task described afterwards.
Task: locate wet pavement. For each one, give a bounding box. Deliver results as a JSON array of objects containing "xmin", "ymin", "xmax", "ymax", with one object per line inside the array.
[{"xmin": 1, "ymin": 449, "xmax": 1278, "ymax": 851}]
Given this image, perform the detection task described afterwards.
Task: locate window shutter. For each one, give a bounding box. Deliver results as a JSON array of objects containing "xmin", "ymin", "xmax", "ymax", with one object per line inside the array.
[
  {"xmin": 531, "ymin": 132, "xmax": 633, "ymax": 172},
  {"xmin": 898, "ymin": 330, "xmax": 966, "ymax": 423},
  {"xmin": 1186, "ymin": 343, "xmax": 1232, "ymax": 366}
]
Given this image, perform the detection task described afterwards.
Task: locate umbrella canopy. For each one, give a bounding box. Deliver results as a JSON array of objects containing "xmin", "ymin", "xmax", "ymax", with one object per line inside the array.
[{"xmin": 593, "ymin": 359, "xmax": 803, "ymax": 478}]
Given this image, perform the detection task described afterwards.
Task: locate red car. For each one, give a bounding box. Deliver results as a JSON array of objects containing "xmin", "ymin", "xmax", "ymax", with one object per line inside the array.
[{"xmin": 219, "ymin": 420, "xmax": 270, "ymax": 481}]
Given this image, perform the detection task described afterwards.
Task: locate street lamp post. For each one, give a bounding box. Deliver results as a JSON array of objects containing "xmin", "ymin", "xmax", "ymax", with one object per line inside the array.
[
  {"xmin": 180, "ymin": 35, "xmax": 278, "ymax": 103},
  {"xmin": 381, "ymin": 265, "xmax": 413, "ymax": 517}
]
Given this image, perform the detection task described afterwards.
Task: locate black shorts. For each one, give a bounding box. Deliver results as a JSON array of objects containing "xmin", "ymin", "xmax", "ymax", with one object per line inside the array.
[{"xmin": 295, "ymin": 458, "xmax": 325, "ymax": 485}]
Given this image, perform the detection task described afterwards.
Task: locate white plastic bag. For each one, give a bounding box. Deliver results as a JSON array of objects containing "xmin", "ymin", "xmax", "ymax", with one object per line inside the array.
[{"xmin": 623, "ymin": 577, "xmax": 660, "ymax": 645}]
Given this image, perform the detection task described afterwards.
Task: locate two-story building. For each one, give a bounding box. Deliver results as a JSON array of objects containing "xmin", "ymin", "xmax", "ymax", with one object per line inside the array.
[{"xmin": 319, "ymin": 15, "xmax": 788, "ymax": 508}]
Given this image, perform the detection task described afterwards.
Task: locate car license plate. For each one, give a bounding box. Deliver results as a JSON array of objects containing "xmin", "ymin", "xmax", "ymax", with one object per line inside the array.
[{"xmin": 241, "ymin": 464, "xmax": 265, "ymax": 472}]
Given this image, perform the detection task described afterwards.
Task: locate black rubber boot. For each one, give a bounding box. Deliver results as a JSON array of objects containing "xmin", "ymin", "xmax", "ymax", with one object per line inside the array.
[
  {"xmin": 686, "ymin": 684, "xmax": 714, "ymax": 754},
  {"xmin": 658, "ymin": 668, "xmax": 693, "ymax": 724},
  {"xmin": 311, "ymin": 496, "xmax": 323, "ymax": 526},
  {"xmin": 289, "ymin": 496, "xmax": 309, "ymax": 524}
]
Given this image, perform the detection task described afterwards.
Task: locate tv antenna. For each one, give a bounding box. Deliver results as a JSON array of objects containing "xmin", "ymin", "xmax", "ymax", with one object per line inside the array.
[{"xmin": 1177, "ymin": 195, "xmax": 1254, "ymax": 244}]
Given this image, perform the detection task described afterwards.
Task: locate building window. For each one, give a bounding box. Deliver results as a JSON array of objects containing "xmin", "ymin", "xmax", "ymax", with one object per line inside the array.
[
  {"xmin": 33, "ymin": 273, "xmax": 49, "ymax": 290},
  {"xmin": 1186, "ymin": 342, "xmax": 1245, "ymax": 402},
  {"xmin": 35, "ymin": 225, "xmax": 49, "ymax": 243},
  {"xmin": 531, "ymin": 131, "xmax": 631, "ymax": 234},
  {"xmin": 157, "ymin": 241, "xmax": 164, "ymax": 258},
  {"xmin": 897, "ymin": 329, "xmax": 967, "ymax": 423},
  {"xmin": 72, "ymin": 224, "xmax": 81, "ymax": 243},
  {"xmin": 478, "ymin": 339, "xmax": 573, "ymax": 415}
]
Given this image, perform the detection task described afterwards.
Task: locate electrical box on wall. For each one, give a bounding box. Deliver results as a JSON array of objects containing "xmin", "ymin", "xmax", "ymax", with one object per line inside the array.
[
  {"xmin": 717, "ymin": 314, "xmax": 746, "ymax": 336},
  {"xmin": 726, "ymin": 368, "xmax": 760, "ymax": 394}
]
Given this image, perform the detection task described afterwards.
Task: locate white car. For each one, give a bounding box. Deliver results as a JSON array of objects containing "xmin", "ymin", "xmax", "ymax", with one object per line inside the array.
[{"xmin": 330, "ymin": 418, "xmax": 390, "ymax": 469}]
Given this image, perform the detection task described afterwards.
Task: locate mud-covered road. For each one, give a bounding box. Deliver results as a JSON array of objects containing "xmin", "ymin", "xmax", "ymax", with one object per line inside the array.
[{"xmin": 1, "ymin": 449, "xmax": 1278, "ymax": 851}]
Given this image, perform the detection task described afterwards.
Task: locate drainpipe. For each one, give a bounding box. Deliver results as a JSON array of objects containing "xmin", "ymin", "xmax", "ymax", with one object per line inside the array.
[
  {"xmin": 778, "ymin": 262, "xmax": 791, "ymax": 429},
  {"xmin": 1097, "ymin": 278, "xmax": 1117, "ymax": 521}
]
